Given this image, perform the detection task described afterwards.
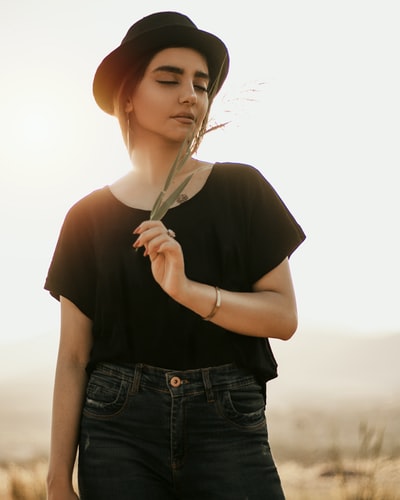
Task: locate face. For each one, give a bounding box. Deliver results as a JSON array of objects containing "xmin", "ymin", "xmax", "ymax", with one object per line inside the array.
[{"xmin": 126, "ymin": 47, "xmax": 210, "ymax": 145}]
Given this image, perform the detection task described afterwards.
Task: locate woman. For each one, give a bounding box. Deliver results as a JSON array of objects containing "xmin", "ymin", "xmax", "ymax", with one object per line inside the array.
[{"xmin": 45, "ymin": 11, "xmax": 305, "ymax": 500}]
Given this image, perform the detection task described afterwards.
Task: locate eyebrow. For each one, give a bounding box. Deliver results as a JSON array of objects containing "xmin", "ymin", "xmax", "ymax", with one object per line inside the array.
[{"xmin": 152, "ymin": 65, "xmax": 209, "ymax": 81}]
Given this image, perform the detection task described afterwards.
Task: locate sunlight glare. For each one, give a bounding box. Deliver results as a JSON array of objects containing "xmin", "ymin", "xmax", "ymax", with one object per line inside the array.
[{"xmin": 21, "ymin": 112, "xmax": 53, "ymax": 150}]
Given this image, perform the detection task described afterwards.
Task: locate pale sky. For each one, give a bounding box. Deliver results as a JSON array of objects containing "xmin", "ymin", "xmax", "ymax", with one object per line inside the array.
[{"xmin": 1, "ymin": 0, "xmax": 399, "ymax": 345}]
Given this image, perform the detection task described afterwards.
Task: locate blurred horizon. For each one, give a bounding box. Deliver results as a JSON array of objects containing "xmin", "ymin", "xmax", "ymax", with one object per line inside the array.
[{"xmin": 1, "ymin": 327, "xmax": 399, "ymax": 464}]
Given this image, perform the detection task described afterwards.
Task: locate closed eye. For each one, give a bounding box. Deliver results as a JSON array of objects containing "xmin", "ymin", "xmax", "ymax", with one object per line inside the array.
[
  {"xmin": 157, "ymin": 80, "xmax": 208, "ymax": 93},
  {"xmin": 157, "ymin": 80, "xmax": 178, "ymax": 85},
  {"xmin": 194, "ymin": 84, "xmax": 208, "ymax": 93}
]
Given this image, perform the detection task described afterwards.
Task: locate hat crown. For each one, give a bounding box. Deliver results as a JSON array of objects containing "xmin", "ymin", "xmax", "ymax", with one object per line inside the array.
[{"xmin": 121, "ymin": 12, "xmax": 197, "ymax": 46}]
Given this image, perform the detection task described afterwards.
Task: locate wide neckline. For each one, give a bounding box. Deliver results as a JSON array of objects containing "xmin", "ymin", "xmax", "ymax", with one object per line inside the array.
[{"xmin": 105, "ymin": 162, "xmax": 219, "ymax": 213}]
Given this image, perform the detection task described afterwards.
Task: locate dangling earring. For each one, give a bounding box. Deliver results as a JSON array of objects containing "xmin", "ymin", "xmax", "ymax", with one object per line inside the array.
[{"xmin": 126, "ymin": 112, "xmax": 131, "ymax": 152}]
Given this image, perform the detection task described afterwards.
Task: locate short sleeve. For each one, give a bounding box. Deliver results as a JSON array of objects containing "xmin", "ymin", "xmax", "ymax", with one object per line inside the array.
[
  {"xmin": 241, "ymin": 165, "xmax": 306, "ymax": 283},
  {"xmin": 44, "ymin": 201, "xmax": 96, "ymax": 319}
]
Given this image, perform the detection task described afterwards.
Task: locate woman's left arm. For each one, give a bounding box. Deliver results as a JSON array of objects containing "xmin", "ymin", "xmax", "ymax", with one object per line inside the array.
[
  {"xmin": 134, "ymin": 220, "xmax": 298, "ymax": 340},
  {"xmin": 180, "ymin": 258, "xmax": 298, "ymax": 340}
]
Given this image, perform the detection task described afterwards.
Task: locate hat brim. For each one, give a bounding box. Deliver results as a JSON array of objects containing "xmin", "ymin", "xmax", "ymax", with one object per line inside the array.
[{"xmin": 93, "ymin": 25, "xmax": 229, "ymax": 115}]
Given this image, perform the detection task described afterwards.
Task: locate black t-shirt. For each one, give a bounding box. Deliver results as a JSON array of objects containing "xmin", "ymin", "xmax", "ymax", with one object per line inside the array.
[{"xmin": 45, "ymin": 162, "xmax": 305, "ymax": 381}]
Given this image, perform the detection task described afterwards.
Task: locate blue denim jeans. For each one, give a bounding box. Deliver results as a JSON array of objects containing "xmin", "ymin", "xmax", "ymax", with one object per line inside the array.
[{"xmin": 78, "ymin": 363, "xmax": 285, "ymax": 499}]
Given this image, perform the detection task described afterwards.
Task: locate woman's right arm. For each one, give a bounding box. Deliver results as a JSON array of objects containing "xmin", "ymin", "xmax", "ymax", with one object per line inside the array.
[{"xmin": 47, "ymin": 296, "xmax": 93, "ymax": 500}]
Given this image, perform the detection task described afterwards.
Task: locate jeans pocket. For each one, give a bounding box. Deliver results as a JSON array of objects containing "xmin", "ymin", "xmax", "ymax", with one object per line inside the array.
[
  {"xmin": 216, "ymin": 382, "xmax": 266, "ymax": 429},
  {"xmin": 83, "ymin": 370, "xmax": 129, "ymax": 418}
]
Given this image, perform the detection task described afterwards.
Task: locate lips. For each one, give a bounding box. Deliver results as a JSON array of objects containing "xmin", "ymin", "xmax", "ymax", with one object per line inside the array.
[{"xmin": 172, "ymin": 113, "xmax": 195, "ymax": 124}]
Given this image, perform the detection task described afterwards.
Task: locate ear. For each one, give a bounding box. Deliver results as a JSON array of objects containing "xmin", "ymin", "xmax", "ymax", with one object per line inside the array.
[{"xmin": 125, "ymin": 100, "xmax": 133, "ymax": 113}]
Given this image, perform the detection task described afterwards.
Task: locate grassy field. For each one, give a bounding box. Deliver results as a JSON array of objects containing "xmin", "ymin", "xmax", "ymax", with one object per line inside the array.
[
  {"xmin": 1, "ymin": 408, "xmax": 399, "ymax": 499},
  {"xmin": 1, "ymin": 456, "xmax": 399, "ymax": 500},
  {"xmin": 1, "ymin": 417, "xmax": 399, "ymax": 500},
  {"xmin": 1, "ymin": 331, "xmax": 399, "ymax": 498}
]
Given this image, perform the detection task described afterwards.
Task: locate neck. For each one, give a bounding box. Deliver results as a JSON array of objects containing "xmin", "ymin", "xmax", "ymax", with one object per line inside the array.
[{"xmin": 130, "ymin": 139, "xmax": 194, "ymax": 186}]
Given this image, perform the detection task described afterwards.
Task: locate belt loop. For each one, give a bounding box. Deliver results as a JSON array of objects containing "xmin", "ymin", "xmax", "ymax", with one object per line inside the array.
[
  {"xmin": 130, "ymin": 363, "xmax": 142, "ymax": 394},
  {"xmin": 201, "ymin": 368, "xmax": 214, "ymax": 403}
]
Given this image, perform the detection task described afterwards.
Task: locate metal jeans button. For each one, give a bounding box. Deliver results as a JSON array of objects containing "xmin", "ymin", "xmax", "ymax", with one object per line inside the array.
[{"xmin": 170, "ymin": 376, "xmax": 182, "ymax": 388}]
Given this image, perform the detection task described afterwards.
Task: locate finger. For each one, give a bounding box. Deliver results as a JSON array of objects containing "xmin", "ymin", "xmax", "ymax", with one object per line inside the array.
[
  {"xmin": 144, "ymin": 234, "xmax": 177, "ymax": 257},
  {"xmin": 133, "ymin": 220, "xmax": 166, "ymax": 235},
  {"xmin": 133, "ymin": 225, "xmax": 165, "ymax": 249}
]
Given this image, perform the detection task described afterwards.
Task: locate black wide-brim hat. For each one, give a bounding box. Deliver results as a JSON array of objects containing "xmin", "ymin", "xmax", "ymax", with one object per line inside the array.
[{"xmin": 93, "ymin": 11, "xmax": 230, "ymax": 115}]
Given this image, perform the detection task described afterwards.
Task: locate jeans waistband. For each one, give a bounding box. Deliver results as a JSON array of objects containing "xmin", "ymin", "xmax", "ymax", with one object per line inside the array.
[{"xmin": 93, "ymin": 362, "xmax": 260, "ymax": 401}]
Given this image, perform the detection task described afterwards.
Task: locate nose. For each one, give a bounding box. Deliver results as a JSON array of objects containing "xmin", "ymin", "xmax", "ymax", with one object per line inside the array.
[{"xmin": 179, "ymin": 82, "xmax": 197, "ymax": 105}]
